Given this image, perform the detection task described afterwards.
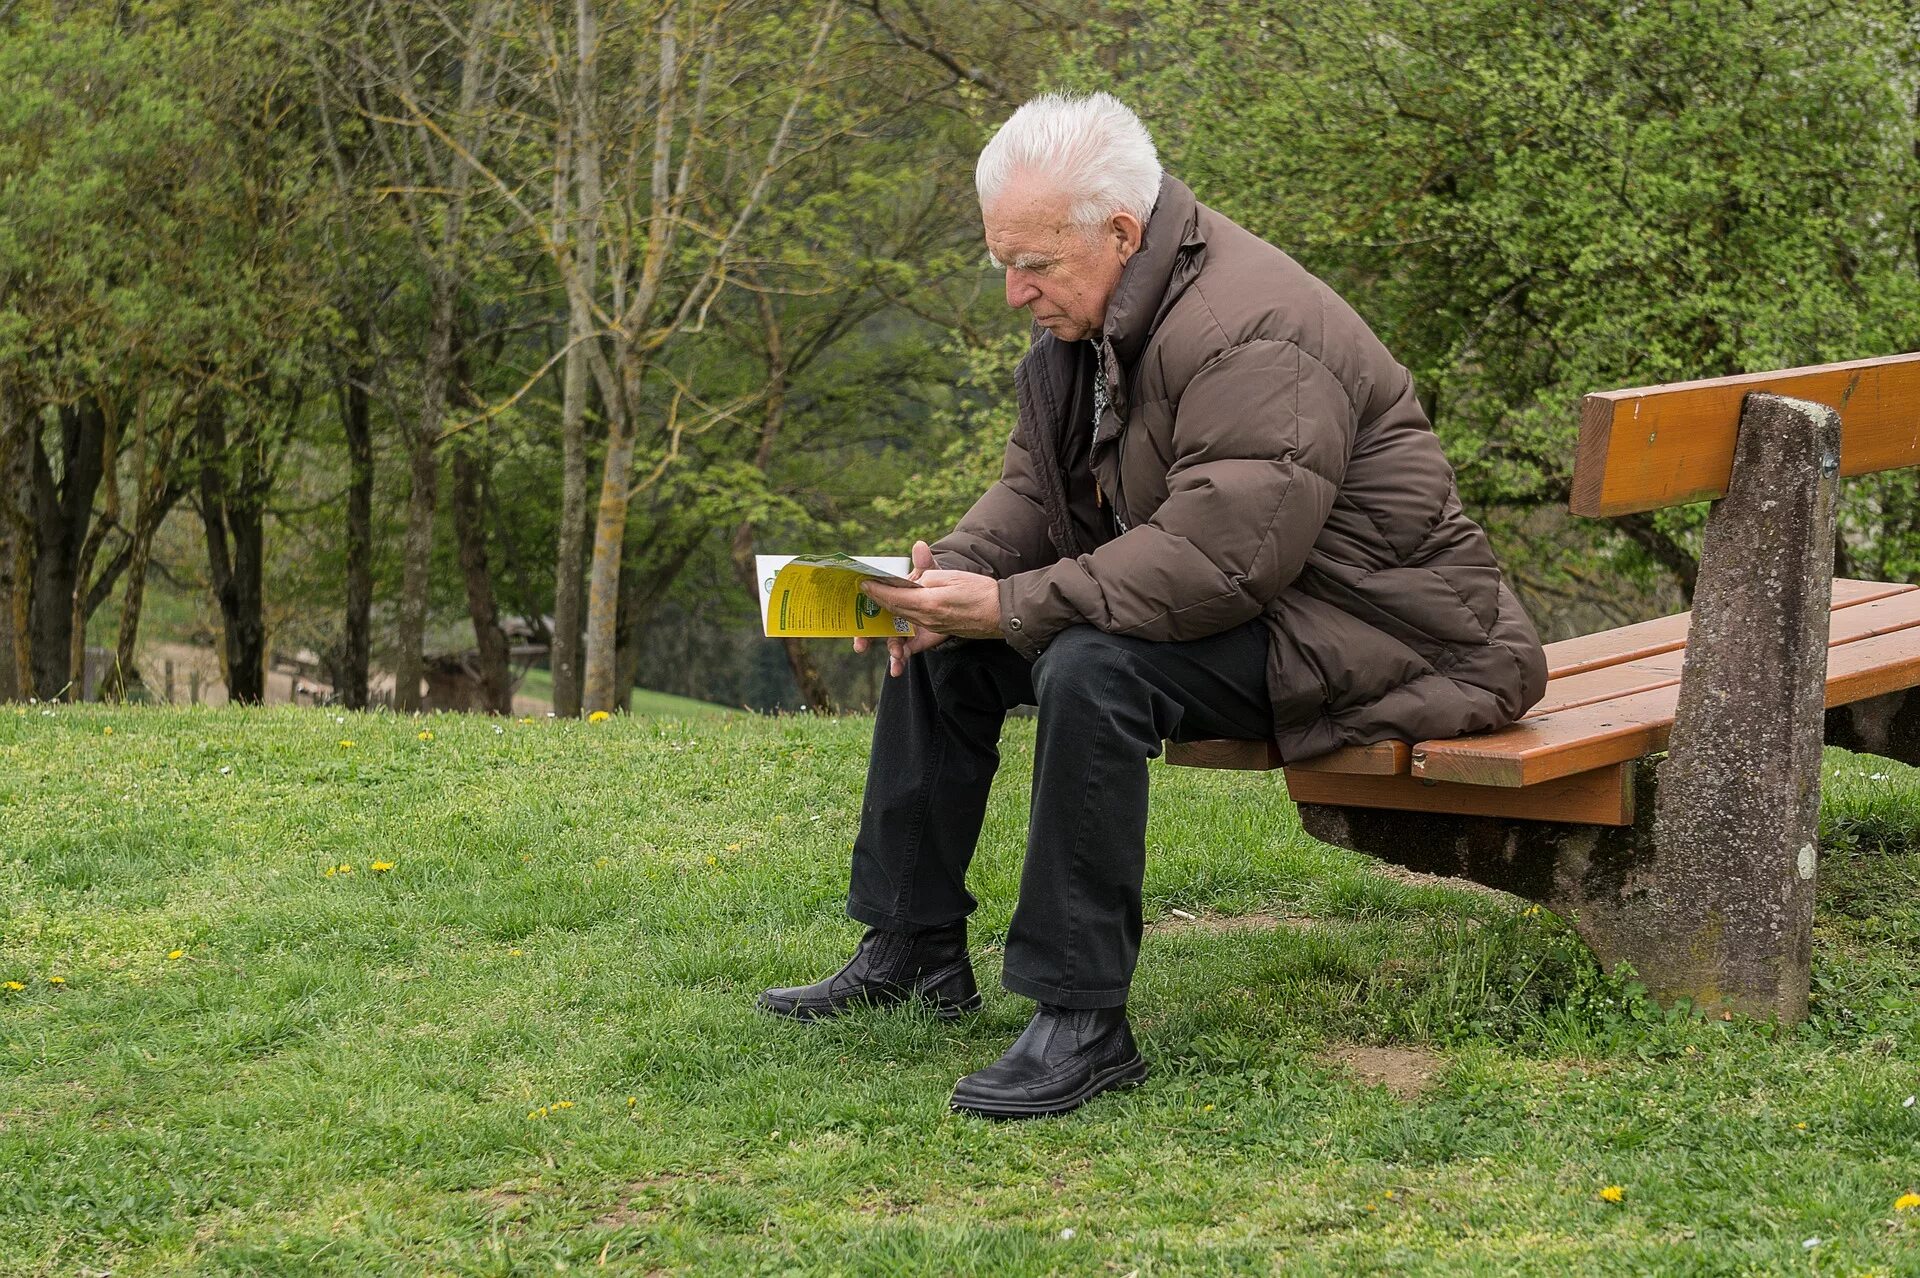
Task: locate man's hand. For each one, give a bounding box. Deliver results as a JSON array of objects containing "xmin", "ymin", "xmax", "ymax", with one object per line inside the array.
[{"xmin": 852, "ymin": 540, "xmax": 1001, "ymax": 677}]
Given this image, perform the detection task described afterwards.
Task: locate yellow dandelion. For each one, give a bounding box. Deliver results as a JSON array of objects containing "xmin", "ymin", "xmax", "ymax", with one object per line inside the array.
[
  {"xmin": 324, "ymin": 867, "xmax": 336, "ymax": 878},
  {"xmin": 705, "ymin": 855, "xmax": 718, "ymax": 867},
  {"xmin": 627, "ymin": 1096, "xmax": 637, "ymax": 1107},
  {"xmin": 1383, "ymin": 1190, "xmax": 1395, "ymax": 1199},
  {"xmin": 1795, "ymin": 1122, "xmax": 1807, "ymax": 1130},
  {"xmin": 337, "ymin": 863, "xmax": 354, "ymax": 875},
  {"xmin": 371, "ymin": 861, "xmax": 395, "ymax": 873},
  {"xmin": 339, "ymin": 739, "xmax": 355, "ymax": 749},
  {"xmin": 103, "ymin": 726, "xmax": 114, "ymax": 736},
  {"xmin": 1201, "ymin": 1104, "xmax": 1214, "ymax": 1113},
  {"xmin": 418, "ymin": 730, "xmax": 433, "ymax": 742},
  {"xmin": 1522, "ymin": 905, "xmax": 1541, "ymax": 917},
  {"xmin": 1896, "ymin": 1192, "xmax": 1920, "ymax": 1212},
  {"xmin": 47, "ymin": 976, "xmax": 64, "ymax": 986},
  {"xmin": 1598, "ymin": 1185, "xmax": 1624, "ymax": 1203},
  {"xmin": 725, "ymin": 842, "xmax": 742, "ymax": 853},
  {"xmin": 3, "ymin": 981, "xmax": 24, "ymax": 992},
  {"xmin": 588, "ymin": 710, "xmax": 611, "ymax": 723},
  {"xmin": 518, "ymin": 716, "xmax": 534, "ymax": 725},
  {"xmin": 166, "ymin": 949, "xmax": 185, "ymax": 961},
  {"xmin": 508, "ymin": 948, "xmax": 523, "ymax": 957}
]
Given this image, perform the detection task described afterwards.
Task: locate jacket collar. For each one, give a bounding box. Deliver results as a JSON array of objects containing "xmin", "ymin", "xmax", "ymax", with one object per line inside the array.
[{"xmin": 1095, "ymin": 174, "xmax": 1205, "ymax": 424}]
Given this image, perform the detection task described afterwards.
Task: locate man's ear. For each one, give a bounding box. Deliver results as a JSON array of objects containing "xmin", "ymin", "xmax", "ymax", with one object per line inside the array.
[{"xmin": 1111, "ymin": 211, "xmax": 1145, "ymax": 264}]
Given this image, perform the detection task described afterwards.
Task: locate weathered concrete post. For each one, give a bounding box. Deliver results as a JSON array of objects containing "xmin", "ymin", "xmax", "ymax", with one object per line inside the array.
[{"xmin": 1646, "ymin": 392, "xmax": 1842, "ymax": 1021}]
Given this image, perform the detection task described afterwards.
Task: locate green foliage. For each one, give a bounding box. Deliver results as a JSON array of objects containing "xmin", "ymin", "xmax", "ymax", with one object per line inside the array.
[{"xmin": 1066, "ymin": 0, "xmax": 1920, "ymax": 593}]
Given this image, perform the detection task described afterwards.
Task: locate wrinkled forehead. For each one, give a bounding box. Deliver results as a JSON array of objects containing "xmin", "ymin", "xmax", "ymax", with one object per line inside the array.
[{"xmin": 982, "ymin": 184, "xmax": 1088, "ymax": 268}]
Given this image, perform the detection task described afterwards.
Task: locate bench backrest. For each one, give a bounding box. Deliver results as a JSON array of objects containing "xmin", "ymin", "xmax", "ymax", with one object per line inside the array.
[{"xmin": 1571, "ymin": 352, "xmax": 1920, "ymax": 517}]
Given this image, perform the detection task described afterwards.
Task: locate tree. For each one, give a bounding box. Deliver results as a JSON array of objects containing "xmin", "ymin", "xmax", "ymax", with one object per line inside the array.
[{"xmin": 1075, "ymin": 0, "xmax": 1920, "ymax": 620}]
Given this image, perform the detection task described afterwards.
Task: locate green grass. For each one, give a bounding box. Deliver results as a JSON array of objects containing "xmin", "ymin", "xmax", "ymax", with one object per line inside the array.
[
  {"xmin": 514, "ymin": 666, "xmax": 737, "ymax": 717},
  {"xmin": 2, "ymin": 706, "xmax": 1918, "ymax": 1275}
]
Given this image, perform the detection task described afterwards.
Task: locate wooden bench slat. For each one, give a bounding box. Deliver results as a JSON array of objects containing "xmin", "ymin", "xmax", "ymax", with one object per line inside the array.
[
  {"xmin": 1541, "ymin": 578, "xmax": 1912, "ymax": 679},
  {"xmin": 1284, "ymin": 761, "xmax": 1636, "ymax": 826},
  {"xmin": 1571, "ymin": 352, "xmax": 1920, "ymax": 518},
  {"xmin": 1162, "ymin": 738, "xmax": 1284, "ymax": 770},
  {"xmin": 1414, "ymin": 605, "xmax": 1920, "ymax": 787},
  {"xmin": 1282, "ymin": 741, "xmax": 1409, "ymax": 775}
]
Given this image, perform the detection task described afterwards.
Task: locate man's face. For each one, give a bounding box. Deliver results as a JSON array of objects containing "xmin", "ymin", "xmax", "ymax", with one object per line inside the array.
[{"xmin": 983, "ymin": 176, "xmax": 1144, "ymax": 343}]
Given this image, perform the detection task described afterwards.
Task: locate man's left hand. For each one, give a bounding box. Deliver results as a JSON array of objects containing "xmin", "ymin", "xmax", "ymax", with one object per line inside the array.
[{"xmin": 862, "ymin": 540, "xmax": 1003, "ymax": 640}]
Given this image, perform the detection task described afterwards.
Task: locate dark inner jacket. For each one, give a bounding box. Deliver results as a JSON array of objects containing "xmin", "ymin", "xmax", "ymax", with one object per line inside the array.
[{"xmin": 933, "ymin": 175, "xmax": 1548, "ymax": 762}]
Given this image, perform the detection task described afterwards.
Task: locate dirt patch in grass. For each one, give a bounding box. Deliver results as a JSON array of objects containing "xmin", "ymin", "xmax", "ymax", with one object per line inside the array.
[
  {"xmin": 1147, "ymin": 908, "xmax": 1317, "ymax": 934},
  {"xmin": 1363, "ymin": 861, "xmax": 1515, "ymax": 902},
  {"xmin": 1320, "ymin": 1042, "xmax": 1446, "ymax": 1100}
]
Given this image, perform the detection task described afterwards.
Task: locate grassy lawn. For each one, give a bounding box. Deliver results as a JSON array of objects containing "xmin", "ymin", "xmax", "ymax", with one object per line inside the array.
[
  {"xmin": 513, "ymin": 667, "xmax": 736, "ymax": 718},
  {"xmin": 2, "ymin": 705, "xmax": 1917, "ymax": 1275}
]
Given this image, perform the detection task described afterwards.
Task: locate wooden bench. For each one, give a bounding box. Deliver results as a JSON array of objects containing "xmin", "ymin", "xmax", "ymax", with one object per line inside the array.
[{"xmin": 1169, "ymin": 352, "xmax": 1920, "ymax": 1022}]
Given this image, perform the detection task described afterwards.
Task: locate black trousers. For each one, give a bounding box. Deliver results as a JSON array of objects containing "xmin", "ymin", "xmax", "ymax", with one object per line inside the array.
[{"xmin": 846, "ymin": 622, "xmax": 1274, "ymax": 1008}]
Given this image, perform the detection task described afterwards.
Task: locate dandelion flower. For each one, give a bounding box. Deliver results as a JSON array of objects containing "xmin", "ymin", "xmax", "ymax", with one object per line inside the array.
[
  {"xmin": 705, "ymin": 855, "xmax": 718, "ymax": 867},
  {"xmin": 339, "ymin": 739, "xmax": 355, "ymax": 749},
  {"xmin": 2, "ymin": 981, "xmax": 24, "ymax": 992},
  {"xmin": 1896, "ymin": 1193, "xmax": 1920, "ymax": 1212},
  {"xmin": 47, "ymin": 976, "xmax": 64, "ymax": 986},
  {"xmin": 627, "ymin": 1096, "xmax": 637, "ymax": 1107},
  {"xmin": 1598, "ymin": 1185, "xmax": 1624, "ymax": 1203},
  {"xmin": 103, "ymin": 726, "xmax": 113, "ymax": 736},
  {"xmin": 519, "ymin": 717, "xmax": 534, "ymax": 725},
  {"xmin": 588, "ymin": 710, "xmax": 610, "ymax": 723},
  {"xmin": 166, "ymin": 950, "xmax": 185, "ymax": 961},
  {"xmin": 370, "ymin": 861, "xmax": 395, "ymax": 873},
  {"xmin": 725, "ymin": 842, "xmax": 742, "ymax": 853},
  {"xmin": 417, "ymin": 730, "xmax": 433, "ymax": 742},
  {"xmin": 508, "ymin": 948, "xmax": 523, "ymax": 957}
]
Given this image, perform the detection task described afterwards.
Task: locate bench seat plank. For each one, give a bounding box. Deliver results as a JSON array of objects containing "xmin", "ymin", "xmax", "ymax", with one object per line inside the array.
[
  {"xmin": 1541, "ymin": 578, "xmax": 1912, "ymax": 678},
  {"xmin": 1284, "ymin": 761, "xmax": 1636, "ymax": 826},
  {"xmin": 1168, "ymin": 581, "xmax": 1916, "ymax": 780},
  {"xmin": 1414, "ymin": 599, "xmax": 1920, "ymax": 786},
  {"xmin": 1572, "ymin": 353, "xmax": 1920, "ymax": 517}
]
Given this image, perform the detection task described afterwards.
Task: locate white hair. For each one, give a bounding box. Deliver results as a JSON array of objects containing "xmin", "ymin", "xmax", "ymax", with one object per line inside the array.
[{"xmin": 975, "ymin": 92, "xmax": 1162, "ymax": 231}]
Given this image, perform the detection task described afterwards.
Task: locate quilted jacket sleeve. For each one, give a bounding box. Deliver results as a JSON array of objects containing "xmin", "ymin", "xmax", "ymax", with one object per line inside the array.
[{"xmin": 998, "ymin": 338, "xmax": 1352, "ymax": 658}]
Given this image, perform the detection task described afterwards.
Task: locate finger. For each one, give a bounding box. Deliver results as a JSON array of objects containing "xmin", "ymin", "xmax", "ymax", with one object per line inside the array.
[
  {"xmin": 853, "ymin": 636, "xmax": 869, "ymax": 655},
  {"xmin": 887, "ymin": 636, "xmax": 907, "ymax": 678},
  {"xmin": 909, "ymin": 540, "xmax": 935, "ymax": 581}
]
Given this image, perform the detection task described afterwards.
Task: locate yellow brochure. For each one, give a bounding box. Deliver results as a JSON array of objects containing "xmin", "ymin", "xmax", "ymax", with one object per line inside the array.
[{"xmin": 754, "ymin": 554, "xmax": 918, "ymax": 639}]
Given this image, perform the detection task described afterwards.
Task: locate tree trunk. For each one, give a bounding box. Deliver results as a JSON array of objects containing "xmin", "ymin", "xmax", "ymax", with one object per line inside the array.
[
  {"xmin": 0, "ymin": 380, "xmax": 31, "ymax": 700},
  {"xmin": 450, "ymin": 441, "xmax": 512, "ymax": 714},
  {"xmin": 196, "ymin": 394, "xmax": 268, "ymax": 705},
  {"xmin": 66, "ymin": 513, "xmax": 111, "ymax": 699},
  {"xmin": 100, "ymin": 403, "xmax": 186, "ymax": 703},
  {"xmin": 340, "ymin": 363, "xmax": 374, "ymax": 709},
  {"xmin": 395, "ymin": 279, "xmax": 456, "ymax": 714},
  {"xmin": 550, "ymin": 313, "xmax": 592, "ymax": 718},
  {"xmin": 28, "ymin": 402, "xmax": 109, "ymax": 699},
  {"xmin": 581, "ymin": 346, "xmax": 641, "ymax": 712}
]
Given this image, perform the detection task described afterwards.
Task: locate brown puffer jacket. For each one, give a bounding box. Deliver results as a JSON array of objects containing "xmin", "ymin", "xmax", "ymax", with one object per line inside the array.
[{"xmin": 933, "ymin": 174, "xmax": 1547, "ymax": 761}]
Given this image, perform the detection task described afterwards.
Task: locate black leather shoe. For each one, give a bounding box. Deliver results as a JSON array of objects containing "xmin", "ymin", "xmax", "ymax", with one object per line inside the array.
[
  {"xmin": 757, "ymin": 922, "xmax": 981, "ymax": 1021},
  {"xmin": 949, "ymin": 1003, "xmax": 1147, "ymax": 1119}
]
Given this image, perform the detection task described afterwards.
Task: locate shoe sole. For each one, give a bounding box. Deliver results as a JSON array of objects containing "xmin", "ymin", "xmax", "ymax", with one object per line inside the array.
[
  {"xmin": 757, "ymin": 989, "xmax": 984, "ymax": 1022},
  {"xmin": 948, "ymin": 1051, "xmax": 1149, "ymax": 1120}
]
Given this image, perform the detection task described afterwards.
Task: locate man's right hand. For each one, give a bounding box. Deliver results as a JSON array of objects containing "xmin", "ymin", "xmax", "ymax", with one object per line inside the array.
[{"xmin": 853, "ymin": 541, "xmax": 948, "ymax": 677}]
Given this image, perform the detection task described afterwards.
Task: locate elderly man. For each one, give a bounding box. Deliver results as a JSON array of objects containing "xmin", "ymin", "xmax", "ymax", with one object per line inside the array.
[{"xmin": 760, "ymin": 93, "xmax": 1546, "ymax": 1118}]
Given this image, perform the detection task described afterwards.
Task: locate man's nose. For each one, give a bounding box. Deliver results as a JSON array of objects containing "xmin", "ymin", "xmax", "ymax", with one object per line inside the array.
[{"xmin": 1004, "ymin": 270, "xmax": 1039, "ymax": 309}]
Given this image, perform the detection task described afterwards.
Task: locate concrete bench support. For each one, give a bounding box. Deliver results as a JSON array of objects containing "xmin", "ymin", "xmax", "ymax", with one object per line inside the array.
[{"xmin": 1644, "ymin": 392, "xmax": 1840, "ymax": 1021}]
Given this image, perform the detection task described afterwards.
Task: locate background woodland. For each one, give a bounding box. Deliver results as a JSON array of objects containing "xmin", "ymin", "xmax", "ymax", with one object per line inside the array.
[{"xmin": 4, "ymin": 0, "xmax": 1917, "ymax": 715}]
